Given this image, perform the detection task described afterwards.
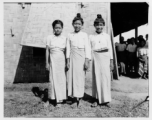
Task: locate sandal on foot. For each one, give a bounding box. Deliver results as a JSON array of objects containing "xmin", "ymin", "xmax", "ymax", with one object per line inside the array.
[
  {"xmin": 77, "ymin": 100, "xmax": 83, "ymax": 108},
  {"xmin": 71, "ymin": 102, "xmax": 77, "ymax": 108},
  {"xmin": 55, "ymin": 103, "xmax": 62, "ymax": 108},
  {"xmin": 100, "ymin": 102, "xmax": 111, "ymax": 108},
  {"xmin": 43, "ymin": 101, "xmax": 49, "ymax": 108},
  {"xmin": 91, "ymin": 102, "xmax": 98, "ymax": 107}
]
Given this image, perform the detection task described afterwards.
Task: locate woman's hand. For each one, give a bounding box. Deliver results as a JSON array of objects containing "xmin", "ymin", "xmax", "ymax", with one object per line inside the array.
[
  {"xmin": 110, "ymin": 59, "xmax": 114, "ymax": 71},
  {"xmin": 66, "ymin": 63, "xmax": 70, "ymax": 71},
  {"xmin": 46, "ymin": 63, "xmax": 50, "ymax": 71},
  {"xmin": 84, "ymin": 58, "xmax": 89, "ymax": 71},
  {"xmin": 94, "ymin": 47, "xmax": 108, "ymax": 52},
  {"xmin": 66, "ymin": 58, "xmax": 70, "ymax": 71}
]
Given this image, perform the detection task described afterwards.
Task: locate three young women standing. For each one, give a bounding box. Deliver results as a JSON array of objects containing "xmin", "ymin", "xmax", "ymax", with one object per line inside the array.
[{"xmin": 45, "ymin": 13, "xmax": 113, "ymax": 108}]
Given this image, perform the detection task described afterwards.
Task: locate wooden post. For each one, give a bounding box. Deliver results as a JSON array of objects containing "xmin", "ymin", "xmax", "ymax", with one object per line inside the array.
[
  {"xmin": 110, "ymin": 23, "xmax": 119, "ymax": 80},
  {"xmin": 119, "ymin": 33, "xmax": 122, "ymax": 43},
  {"xmin": 135, "ymin": 27, "xmax": 138, "ymax": 40},
  {"xmin": 109, "ymin": 3, "xmax": 119, "ymax": 80}
]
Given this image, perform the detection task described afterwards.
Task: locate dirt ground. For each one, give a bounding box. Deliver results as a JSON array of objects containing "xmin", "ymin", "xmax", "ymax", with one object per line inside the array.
[{"xmin": 4, "ymin": 73, "xmax": 149, "ymax": 117}]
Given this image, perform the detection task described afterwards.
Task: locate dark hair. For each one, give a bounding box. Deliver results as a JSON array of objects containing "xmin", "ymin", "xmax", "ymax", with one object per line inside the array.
[
  {"xmin": 72, "ymin": 13, "xmax": 84, "ymax": 25},
  {"xmin": 120, "ymin": 36, "xmax": 124, "ymax": 43},
  {"xmin": 131, "ymin": 37, "xmax": 135, "ymax": 42},
  {"xmin": 120, "ymin": 36, "xmax": 124, "ymax": 40},
  {"xmin": 94, "ymin": 14, "xmax": 105, "ymax": 26},
  {"xmin": 52, "ymin": 20, "xmax": 63, "ymax": 29},
  {"xmin": 131, "ymin": 37, "xmax": 135, "ymax": 40},
  {"xmin": 127, "ymin": 38, "xmax": 131, "ymax": 44},
  {"xmin": 139, "ymin": 38, "xmax": 146, "ymax": 47},
  {"xmin": 138, "ymin": 35, "xmax": 143, "ymax": 38}
]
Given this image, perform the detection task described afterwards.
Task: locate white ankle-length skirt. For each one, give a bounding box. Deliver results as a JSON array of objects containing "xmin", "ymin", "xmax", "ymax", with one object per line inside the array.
[
  {"xmin": 67, "ymin": 47, "xmax": 85, "ymax": 98},
  {"xmin": 92, "ymin": 51, "xmax": 111, "ymax": 104},
  {"xmin": 49, "ymin": 48, "xmax": 67, "ymax": 103}
]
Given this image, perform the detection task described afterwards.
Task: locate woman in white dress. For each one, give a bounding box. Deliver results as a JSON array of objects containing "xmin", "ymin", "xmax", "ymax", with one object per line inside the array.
[
  {"xmin": 46, "ymin": 20, "xmax": 67, "ymax": 108},
  {"xmin": 89, "ymin": 14, "xmax": 113, "ymax": 107},
  {"xmin": 66, "ymin": 13, "xmax": 91, "ymax": 107}
]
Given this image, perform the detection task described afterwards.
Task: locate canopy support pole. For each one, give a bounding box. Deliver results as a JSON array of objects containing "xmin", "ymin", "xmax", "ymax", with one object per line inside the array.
[
  {"xmin": 135, "ymin": 27, "xmax": 138, "ymax": 40},
  {"xmin": 119, "ymin": 33, "xmax": 122, "ymax": 42}
]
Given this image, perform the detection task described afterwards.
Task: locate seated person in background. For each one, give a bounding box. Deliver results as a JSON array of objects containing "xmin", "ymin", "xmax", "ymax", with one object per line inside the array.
[
  {"xmin": 145, "ymin": 34, "xmax": 149, "ymax": 78},
  {"xmin": 136, "ymin": 38, "xmax": 148, "ymax": 79},
  {"xmin": 115, "ymin": 36, "xmax": 127, "ymax": 76}
]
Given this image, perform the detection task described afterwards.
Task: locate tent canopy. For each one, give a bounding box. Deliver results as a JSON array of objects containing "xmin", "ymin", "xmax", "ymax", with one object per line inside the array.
[{"xmin": 111, "ymin": 2, "xmax": 149, "ymax": 37}]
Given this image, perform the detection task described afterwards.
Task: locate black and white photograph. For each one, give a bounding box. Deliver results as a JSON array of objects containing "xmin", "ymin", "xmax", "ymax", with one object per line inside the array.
[{"xmin": 2, "ymin": 0, "xmax": 150, "ymax": 118}]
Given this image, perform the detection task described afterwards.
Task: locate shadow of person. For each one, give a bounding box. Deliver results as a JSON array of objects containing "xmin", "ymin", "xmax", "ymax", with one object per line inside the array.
[
  {"xmin": 31, "ymin": 87, "xmax": 48, "ymax": 102},
  {"xmin": 32, "ymin": 87, "xmax": 57, "ymax": 107},
  {"xmin": 82, "ymin": 93, "xmax": 95, "ymax": 104},
  {"xmin": 64, "ymin": 93, "xmax": 95, "ymax": 106},
  {"xmin": 65, "ymin": 96, "xmax": 75, "ymax": 105},
  {"xmin": 83, "ymin": 93, "xmax": 111, "ymax": 108},
  {"xmin": 48, "ymin": 99, "xmax": 56, "ymax": 106}
]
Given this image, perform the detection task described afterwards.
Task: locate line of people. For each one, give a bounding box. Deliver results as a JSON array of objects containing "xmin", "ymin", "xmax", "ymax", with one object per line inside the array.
[
  {"xmin": 45, "ymin": 13, "xmax": 113, "ymax": 108},
  {"xmin": 115, "ymin": 34, "xmax": 148, "ymax": 79}
]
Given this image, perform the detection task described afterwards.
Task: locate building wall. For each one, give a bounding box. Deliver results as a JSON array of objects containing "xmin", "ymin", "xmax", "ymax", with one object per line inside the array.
[
  {"xmin": 4, "ymin": 2, "xmax": 110, "ymax": 85},
  {"xmin": 4, "ymin": 3, "xmax": 41, "ymax": 85},
  {"xmin": 21, "ymin": 3, "xmax": 110, "ymax": 48}
]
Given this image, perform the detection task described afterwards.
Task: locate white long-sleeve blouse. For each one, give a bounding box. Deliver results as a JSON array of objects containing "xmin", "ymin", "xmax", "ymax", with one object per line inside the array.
[
  {"xmin": 46, "ymin": 35, "xmax": 66, "ymax": 49},
  {"xmin": 89, "ymin": 32, "xmax": 113, "ymax": 59},
  {"xmin": 66, "ymin": 31, "xmax": 91, "ymax": 59}
]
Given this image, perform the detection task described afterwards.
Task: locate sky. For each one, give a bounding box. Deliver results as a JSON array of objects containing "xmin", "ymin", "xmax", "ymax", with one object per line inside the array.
[{"xmin": 114, "ymin": 24, "xmax": 148, "ymax": 43}]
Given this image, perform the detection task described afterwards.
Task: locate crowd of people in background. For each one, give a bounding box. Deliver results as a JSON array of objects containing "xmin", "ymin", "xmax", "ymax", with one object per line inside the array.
[{"xmin": 115, "ymin": 34, "xmax": 148, "ymax": 79}]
